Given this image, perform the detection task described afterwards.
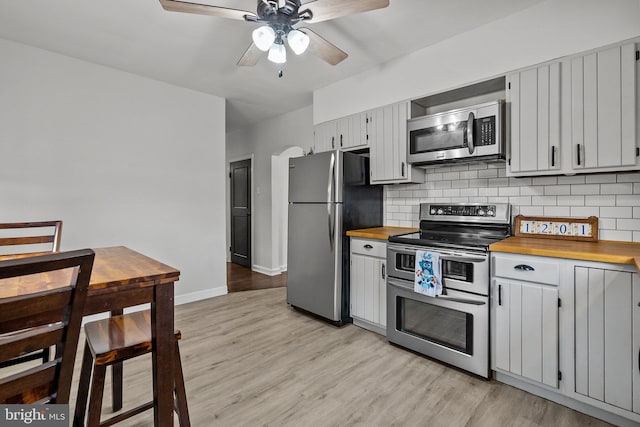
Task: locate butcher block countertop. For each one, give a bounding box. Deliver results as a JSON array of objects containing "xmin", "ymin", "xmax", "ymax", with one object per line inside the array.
[
  {"xmin": 346, "ymin": 226, "xmax": 418, "ymax": 241},
  {"xmin": 490, "ymin": 236, "xmax": 640, "ymax": 271}
]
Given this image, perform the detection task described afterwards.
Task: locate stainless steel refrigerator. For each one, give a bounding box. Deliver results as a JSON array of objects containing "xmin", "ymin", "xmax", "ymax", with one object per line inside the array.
[{"xmin": 287, "ymin": 150, "xmax": 383, "ymax": 323}]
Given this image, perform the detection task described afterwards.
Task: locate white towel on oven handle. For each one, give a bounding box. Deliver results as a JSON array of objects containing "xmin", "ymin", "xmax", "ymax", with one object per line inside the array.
[{"xmin": 414, "ymin": 250, "xmax": 442, "ymax": 297}]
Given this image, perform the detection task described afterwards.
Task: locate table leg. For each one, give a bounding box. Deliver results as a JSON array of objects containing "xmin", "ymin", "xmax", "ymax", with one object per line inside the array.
[
  {"xmin": 111, "ymin": 309, "xmax": 124, "ymax": 412},
  {"xmin": 152, "ymin": 282, "xmax": 175, "ymax": 427}
]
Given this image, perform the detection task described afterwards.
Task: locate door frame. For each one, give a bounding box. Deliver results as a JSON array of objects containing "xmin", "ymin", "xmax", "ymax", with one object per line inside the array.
[{"xmin": 227, "ymin": 154, "xmax": 254, "ymax": 269}]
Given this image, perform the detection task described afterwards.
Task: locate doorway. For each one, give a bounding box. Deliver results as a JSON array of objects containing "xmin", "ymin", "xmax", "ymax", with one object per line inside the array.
[{"xmin": 229, "ymin": 158, "xmax": 251, "ymax": 268}]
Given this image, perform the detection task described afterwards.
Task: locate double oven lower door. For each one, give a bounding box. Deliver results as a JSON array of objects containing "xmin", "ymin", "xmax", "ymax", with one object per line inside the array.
[{"xmin": 386, "ymin": 243, "xmax": 490, "ymax": 378}]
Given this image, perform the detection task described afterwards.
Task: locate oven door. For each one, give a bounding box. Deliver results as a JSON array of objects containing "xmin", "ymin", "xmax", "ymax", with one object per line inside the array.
[
  {"xmin": 387, "ymin": 243, "xmax": 489, "ymax": 295},
  {"xmin": 386, "ymin": 277, "xmax": 489, "ymax": 378}
]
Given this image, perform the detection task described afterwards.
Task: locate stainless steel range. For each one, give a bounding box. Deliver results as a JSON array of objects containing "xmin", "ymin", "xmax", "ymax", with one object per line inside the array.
[{"xmin": 386, "ymin": 203, "xmax": 511, "ymax": 378}]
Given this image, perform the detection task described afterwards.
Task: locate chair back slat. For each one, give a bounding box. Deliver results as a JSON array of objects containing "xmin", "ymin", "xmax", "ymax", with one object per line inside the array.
[
  {"xmin": 1, "ymin": 287, "xmax": 72, "ymax": 323},
  {"xmin": 0, "ymin": 362, "xmax": 57, "ymax": 403},
  {"xmin": 0, "ymin": 324, "xmax": 65, "ymax": 362},
  {"xmin": 0, "ymin": 221, "xmax": 62, "ymax": 256},
  {"xmin": 0, "ymin": 249, "xmax": 94, "ymax": 404}
]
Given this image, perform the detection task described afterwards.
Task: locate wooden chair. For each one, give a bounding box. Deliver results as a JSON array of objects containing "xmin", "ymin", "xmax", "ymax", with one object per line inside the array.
[
  {"xmin": 0, "ymin": 220, "xmax": 64, "ymax": 368},
  {"xmin": 0, "ymin": 249, "xmax": 95, "ymax": 404},
  {"xmin": 0, "ymin": 220, "xmax": 63, "ymax": 256},
  {"xmin": 73, "ymin": 310, "xmax": 190, "ymax": 427}
]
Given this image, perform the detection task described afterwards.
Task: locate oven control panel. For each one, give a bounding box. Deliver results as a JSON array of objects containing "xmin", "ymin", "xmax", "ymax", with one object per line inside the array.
[{"xmin": 428, "ymin": 204, "xmax": 496, "ymax": 217}]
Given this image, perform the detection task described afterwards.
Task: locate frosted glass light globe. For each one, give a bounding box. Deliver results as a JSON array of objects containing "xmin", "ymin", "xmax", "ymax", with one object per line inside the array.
[{"xmin": 252, "ymin": 26, "xmax": 276, "ymax": 51}]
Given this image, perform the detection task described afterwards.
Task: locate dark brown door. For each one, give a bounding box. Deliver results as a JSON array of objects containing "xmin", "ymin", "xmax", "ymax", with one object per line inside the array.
[{"xmin": 230, "ymin": 159, "xmax": 251, "ymax": 267}]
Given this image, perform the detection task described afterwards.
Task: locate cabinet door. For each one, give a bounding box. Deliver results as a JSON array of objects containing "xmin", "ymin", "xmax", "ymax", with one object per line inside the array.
[
  {"xmin": 507, "ymin": 62, "xmax": 561, "ymax": 174},
  {"xmin": 314, "ymin": 121, "xmax": 337, "ymax": 153},
  {"xmin": 570, "ymin": 42, "xmax": 637, "ymax": 170},
  {"xmin": 350, "ymin": 254, "xmax": 386, "ymax": 327},
  {"xmin": 495, "ymin": 279, "xmax": 558, "ymax": 388},
  {"xmin": 574, "ymin": 267, "xmax": 633, "ymax": 410},
  {"xmin": 336, "ymin": 116, "xmax": 351, "ymax": 150}
]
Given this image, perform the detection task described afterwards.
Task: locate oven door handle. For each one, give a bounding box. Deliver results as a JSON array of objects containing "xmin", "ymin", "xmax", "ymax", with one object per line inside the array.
[
  {"xmin": 436, "ymin": 295, "xmax": 486, "ymax": 305},
  {"xmin": 439, "ymin": 255, "xmax": 486, "ymax": 264}
]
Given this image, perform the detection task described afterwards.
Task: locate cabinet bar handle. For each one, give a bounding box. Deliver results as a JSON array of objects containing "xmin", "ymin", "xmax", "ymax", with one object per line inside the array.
[
  {"xmin": 401, "ymin": 162, "xmax": 405, "ymax": 177},
  {"xmin": 331, "ymin": 136, "xmax": 335, "ymax": 149},
  {"xmin": 381, "ymin": 264, "xmax": 386, "ymax": 279},
  {"xmin": 363, "ymin": 244, "xmax": 373, "ymax": 249},
  {"xmin": 551, "ymin": 146, "xmax": 556, "ymax": 167},
  {"xmin": 576, "ymin": 144, "xmax": 581, "ymax": 166},
  {"xmin": 340, "ymin": 134, "xmax": 343, "ymax": 147},
  {"xmin": 514, "ymin": 264, "xmax": 535, "ymax": 271},
  {"xmin": 498, "ymin": 284, "xmax": 502, "ymax": 306}
]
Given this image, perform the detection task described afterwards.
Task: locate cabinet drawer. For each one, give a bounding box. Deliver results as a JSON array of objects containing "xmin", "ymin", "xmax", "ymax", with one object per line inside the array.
[
  {"xmin": 493, "ymin": 255, "xmax": 560, "ymax": 285},
  {"xmin": 351, "ymin": 238, "xmax": 386, "ymax": 258}
]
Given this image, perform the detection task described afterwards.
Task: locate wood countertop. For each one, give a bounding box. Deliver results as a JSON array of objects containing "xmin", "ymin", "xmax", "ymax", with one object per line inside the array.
[
  {"xmin": 490, "ymin": 236, "xmax": 640, "ymax": 271},
  {"xmin": 346, "ymin": 227, "xmax": 418, "ymax": 241}
]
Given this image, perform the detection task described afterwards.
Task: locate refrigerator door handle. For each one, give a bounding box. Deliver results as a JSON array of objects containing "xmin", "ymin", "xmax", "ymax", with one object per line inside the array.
[{"xmin": 327, "ymin": 152, "xmax": 336, "ymax": 250}]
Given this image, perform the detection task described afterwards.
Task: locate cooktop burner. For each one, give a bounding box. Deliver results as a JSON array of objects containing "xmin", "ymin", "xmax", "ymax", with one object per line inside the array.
[{"xmin": 388, "ymin": 203, "xmax": 512, "ymax": 251}]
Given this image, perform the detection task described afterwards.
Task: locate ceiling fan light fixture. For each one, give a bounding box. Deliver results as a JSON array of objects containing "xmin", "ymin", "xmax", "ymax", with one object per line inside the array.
[
  {"xmin": 287, "ymin": 29, "xmax": 310, "ymax": 55},
  {"xmin": 267, "ymin": 41, "xmax": 287, "ymax": 64},
  {"xmin": 252, "ymin": 25, "xmax": 276, "ymax": 51}
]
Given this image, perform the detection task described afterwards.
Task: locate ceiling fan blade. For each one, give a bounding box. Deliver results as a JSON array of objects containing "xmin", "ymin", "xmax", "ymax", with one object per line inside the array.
[
  {"xmin": 159, "ymin": 0, "xmax": 257, "ymax": 21},
  {"xmin": 237, "ymin": 43, "xmax": 263, "ymax": 67},
  {"xmin": 300, "ymin": 28, "xmax": 348, "ymax": 66},
  {"xmin": 302, "ymin": 0, "xmax": 389, "ymax": 23}
]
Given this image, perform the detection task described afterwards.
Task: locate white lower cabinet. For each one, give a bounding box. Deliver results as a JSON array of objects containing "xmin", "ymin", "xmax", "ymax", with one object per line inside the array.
[
  {"xmin": 350, "ymin": 237, "xmax": 386, "ymax": 335},
  {"xmin": 492, "ymin": 253, "xmax": 640, "ymax": 425},
  {"xmin": 493, "ymin": 254, "xmax": 560, "ymax": 388},
  {"xmin": 573, "ymin": 264, "xmax": 639, "ymax": 413}
]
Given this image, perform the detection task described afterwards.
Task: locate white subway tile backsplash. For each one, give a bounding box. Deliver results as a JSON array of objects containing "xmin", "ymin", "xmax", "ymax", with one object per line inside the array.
[
  {"xmin": 532, "ymin": 196, "xmax": 557, "ymax": 206},
  {"xmin": 533, "ymin": 176, "xmax": 557, "ymax": 185},
  {"xmin": 479, "ymin": 187, "xmax": 498, "ymax": 197},
  {"xmin": 571, "ymin": 184, "xmax": 600, "ymax": 195},
  {"xmin": 544, "ymin": 206, "xmax": 571, "ymax": 216},
  {"xmin": 478, "ymin": 169, "xmax": 498, "ymax": 178},
  {"xmin": 544, "ymin": 185, "xmax": 571, "ymax": 195},
  {"xmin": 488, "ymin": 178, "xmax": 509, "ymax": 187},
  {"xmin": 586, "ymin": 174, "xmax": 617, "ymax": 184},
  {"xmin": 600, "ymin": 183, "xmax": 633, "ymax": 194},
  {"xmin": 617, "ymin": 173, "xmax": 640, "ymax": 183},
  {"xmin": 599, "ymin": 229, "xmax": 633, "ymax": 242},
  {"xmin": 571, "ymin": 206, "xmax": 600, "ymax": 217},
  {"xmin": 617, "ymin": 218, "xmax": 640, "ymax": 230},
  {"xmin": 585, "ymin": 195, "xmax": 616, "ymax": 206},
  {"xmin": 499, "ymin": 187, "xmax": 520, "ymax": 197},
  {"xmin": 617, "ymin": 195, "xmax": 640, "ymax": 206},
  {"xmin": 558, "ymin": 175, "xmax": 586, "ymax": 184},
  {"xmin": 519, "ymin": 206, "xmax": 544, "ymax": 216},
  {"xmin": 520, "ymin": 186, "xmax": 545, "ymax": 196},
  {"xmin": 435, "ymin": 181, "xmax": 452, "ymax": 189},
  {"xmin": 600, "ymin": 206, "xmax": 632, "ymax": 218},
  {"xmin": 384, "ymin": 165, "xmax": 640, "ymax": 242}
]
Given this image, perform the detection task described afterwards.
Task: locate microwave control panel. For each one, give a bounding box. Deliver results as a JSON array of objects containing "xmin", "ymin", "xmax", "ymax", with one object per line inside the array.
[{"xmin": 475, "ymin": 116, "xmax": 495, "ymax": 146}]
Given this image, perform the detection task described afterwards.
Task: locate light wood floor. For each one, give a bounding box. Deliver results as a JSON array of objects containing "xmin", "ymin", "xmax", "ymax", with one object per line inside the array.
[{"xmin": 66, "ymin": 287, "xmax": 611, "ymax": 427}]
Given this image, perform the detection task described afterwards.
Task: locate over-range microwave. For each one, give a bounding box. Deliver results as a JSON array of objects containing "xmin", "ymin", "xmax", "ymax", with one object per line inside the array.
[{"xmin": 407, "ymin": 100, "xmax": 506, "ymax": 165}]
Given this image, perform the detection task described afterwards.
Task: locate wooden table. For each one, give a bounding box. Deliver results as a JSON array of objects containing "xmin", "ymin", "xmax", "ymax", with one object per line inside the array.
[{"xmin": 0, "ymin": 246, "xmax": 180, "ymax": 427}]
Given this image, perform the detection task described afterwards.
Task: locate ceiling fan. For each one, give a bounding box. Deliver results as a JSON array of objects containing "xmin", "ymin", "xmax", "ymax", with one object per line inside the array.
[{"xmin": 159, "ymin": 0, "xmax": 390, "ymax": 67}]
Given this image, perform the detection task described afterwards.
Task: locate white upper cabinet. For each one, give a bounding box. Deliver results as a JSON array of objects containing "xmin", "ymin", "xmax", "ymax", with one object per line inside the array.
[
  {"xmin": 506, "ymin": 39, "xmax": 639, "ymax": 176},
  {"xmin": 313, "ymin": 120, "xmax": 337, "ymax": 153},
  {"xmin": 568, "ymin": 42, "xmax": 638, "ymax": 172},
  {"xmin": 507, "ymin": 62, "xmax": 561, "ymax": 175},
  {"xmin": 370, "ymin": 102, "xmax": 424, "ymax": 184}
]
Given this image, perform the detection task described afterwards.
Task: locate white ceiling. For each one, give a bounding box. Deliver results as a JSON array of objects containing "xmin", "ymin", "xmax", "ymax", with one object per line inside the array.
[{"xmin": 0, "ymin": 0, "xmax": 544, "ymax": 132}]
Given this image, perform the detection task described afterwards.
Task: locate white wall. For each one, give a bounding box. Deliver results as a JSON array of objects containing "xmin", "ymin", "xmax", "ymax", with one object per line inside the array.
[
  {"xmin": 314, "ymin": 0, "xmax": 640, "ymax": 123},
  {"xmin": 226, "ymin": 105, "xmax": 313, "ymax": 274},
  {"xmin": 0, "ymin": 39, "xmax": 227, "ymax": 302}
]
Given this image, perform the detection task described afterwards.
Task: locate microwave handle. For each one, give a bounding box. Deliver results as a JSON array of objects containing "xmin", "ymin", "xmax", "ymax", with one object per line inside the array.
[{"xmin": 467, "ymin": 112, "xmax": 475, "ymax": 154}]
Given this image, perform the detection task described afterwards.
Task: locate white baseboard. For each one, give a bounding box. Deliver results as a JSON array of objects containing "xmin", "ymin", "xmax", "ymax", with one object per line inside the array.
[
  {"xmin": 175, "ymin": 286, "xmax": 228, "ymax": 305},
  {"xmin": 252, "ymin": 264, "xmax": 283, "ymax": 276}
]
